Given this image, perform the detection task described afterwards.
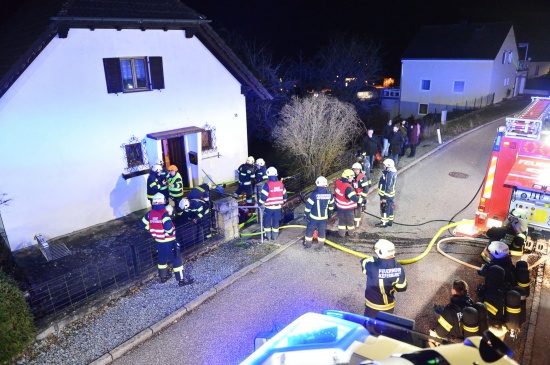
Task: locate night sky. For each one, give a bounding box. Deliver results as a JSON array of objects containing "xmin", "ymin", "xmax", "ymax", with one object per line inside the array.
[
  {"xmin": 182, "ymin": 0, "xmax": 550, "ymax": 78},
  {"xmin": 1, "ymin": 0, "xmax": 549, "ymax": 78}
]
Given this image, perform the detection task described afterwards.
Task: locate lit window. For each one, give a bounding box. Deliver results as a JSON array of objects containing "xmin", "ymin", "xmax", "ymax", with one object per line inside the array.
[
  {"xmin": 421, "ymin": 80, "xmax": 431, "ymax": 91},
  {"xmin": 507, "ymin": 51, "xmax": 513, "ymax": 64},
  {"xmin": 453, "ymin": 81, "xmax": 465, "ymax": 93},
  {"xmin": 419, "ymin": 103, "xmax": 428, "ymax": 115}
]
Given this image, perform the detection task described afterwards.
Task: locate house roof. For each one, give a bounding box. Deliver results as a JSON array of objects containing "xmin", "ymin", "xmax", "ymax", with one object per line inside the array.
[
  {"xmin": 401, "ymin": 22, "xmax": 514, "ymax": 61},
  {"xmin": 0, "ymin": 0, "xmax": 271, "ymax": 100}
]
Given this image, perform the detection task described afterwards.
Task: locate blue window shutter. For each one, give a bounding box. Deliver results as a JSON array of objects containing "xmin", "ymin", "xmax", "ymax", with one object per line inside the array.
[
  {"xmin": 103, "ymin": 58, "xmax": 123, "ymax": 94},
  {"xmin": 149, "ymin": 57, "xmax": 165, "ymax": 90}
]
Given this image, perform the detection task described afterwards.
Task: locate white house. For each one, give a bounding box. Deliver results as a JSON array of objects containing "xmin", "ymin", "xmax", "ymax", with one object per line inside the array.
[
  {"xmin": 0, "ymin": 0, "xmax": 271, "ymax": 251},
  {"xmin": 399, "ymin": 22, "xmax": 524, "ymax": 118}
]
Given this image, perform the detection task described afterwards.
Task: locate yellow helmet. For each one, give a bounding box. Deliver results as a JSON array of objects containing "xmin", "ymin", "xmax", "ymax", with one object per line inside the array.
[{"xmin": 342, "ymin": 169, "xmax": 354, "ymax": 179}]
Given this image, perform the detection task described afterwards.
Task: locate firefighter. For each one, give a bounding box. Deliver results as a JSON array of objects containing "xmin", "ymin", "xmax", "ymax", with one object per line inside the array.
[
  {"xmin": 360, "ymin": 239, "xmax": 407, "ymax": 319},
  {"xmin": 146, "ymin": 164, "xmax": 167, "ymax": 206},
  {"xmin": 188, "ymin": 183, "xmax": 210, "ymax": 201},
  {"xmin": 376, "ymin": 159, "xmax": 397, "ymax": 227},
  {"xmin": 431, "ymin": 280, "xmax": 480, "ymax": 342},
  {"xmin": 233, "ymin": 156, "xmax": 256, "ymax": 204},
  {"xmin": 335, "ymin": 169, "xmax": 364, "ymax": 238},
  {"xmin": 483, "ymin": 208, "xmax": 528, "ymax": 261},
  {"xmin": 158, "ymin": 165, "xmax": 170, "ymax": 204},
  {"xmin": 254, "ymin": 158, "xmax": 268, "ymax": 203},
  {"xmin": 141, "ymin": 193, "xmax": 193, "ymax": 286},
  {"xmin": 259, "ymin": 167, "xmax": 287, "ymax": 240},
  {"xmin": 479, "ymin": 241, "xmax": 516, "ymax": 289},
  {"xmin": 179, "ymin": 198, "xmax": 211, "ymax": 244},
  {"xmin": 167, "ymin": 165, "xmax": 184, "ymax": 218},
  {"xmin": 303, "ymin": 176, "xmax": 335, "ymax": 249},
  {"xmin": 351, "ymin": 162, "xmax": 370, "ymax": 228}
]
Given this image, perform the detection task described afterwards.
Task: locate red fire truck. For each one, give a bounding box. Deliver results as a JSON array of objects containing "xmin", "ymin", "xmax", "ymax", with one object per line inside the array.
[{"xmin": 475, "ymin": 96, "xmax": 550, "ymax": 235}]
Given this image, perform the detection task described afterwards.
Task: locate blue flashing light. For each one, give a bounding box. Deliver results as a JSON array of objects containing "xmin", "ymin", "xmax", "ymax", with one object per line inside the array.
[{"xmin": 493, "ymin": 132, "xmax": 503, "ymax": 152}]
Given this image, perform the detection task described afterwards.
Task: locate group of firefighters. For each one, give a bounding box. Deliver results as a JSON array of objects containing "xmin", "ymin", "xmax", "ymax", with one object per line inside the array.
[{"xmin": 140, "ymin": 155, "xmax": 532, "ymax": 342}]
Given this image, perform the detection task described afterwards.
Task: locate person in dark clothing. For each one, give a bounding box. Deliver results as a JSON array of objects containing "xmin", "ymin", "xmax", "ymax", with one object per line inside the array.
[
  {"xmin": 361, "ymin": 127, "xmax": 380, "ymax": 172},
  {"xmin": 187, "ymin": 183, "xmax": 210, "ymax": 201},
  {"xmin": 360, "ymin": 239, "xmax": 407, "ymax": 319},
  {"xmin": 233, "ymin": 156, "xmax": 256, "ymax": 204},
  {"xmin": 388, "ymin": 124, "xmax": 404, "ymax": 166},
  {"xmin": 303, "ymin": 176, "xmax": 334, "ymax": 248},
  {"xmin": 398, "ymin": 120, "xmax": 409, "ymax": 157},
  {"xmin": 407, "ymin": 121, "xmax": 421, "ymax": 158},
  {"xmin": 483, "ymin": 208, "xmax": 528, "ymax": 261},
  {"xmin": 479, "ymin": 241, "xmax": 516, "ymax": 289},
  {"xmin": 432, "ymin": 280, "xmax": 475, "ymax": 341},
  {"xmin": 146, "ymin": 164, "xmax": 167, "ymax": 206},
  {"xmin": 381, "ymin": 120, "xmax": 393, "ymax": 157}
]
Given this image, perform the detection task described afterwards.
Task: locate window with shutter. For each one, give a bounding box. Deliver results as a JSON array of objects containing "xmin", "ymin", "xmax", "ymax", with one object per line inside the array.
[{"xmin": 103, "ymin": 57, "xmax": 164, "ymax": 94}]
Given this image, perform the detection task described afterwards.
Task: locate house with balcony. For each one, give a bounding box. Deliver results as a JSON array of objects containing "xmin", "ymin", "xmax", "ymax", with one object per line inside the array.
[
  {"xmin": 0, "ymin": 0, "xmax": 271, "ymax": 251},
  {"xmin": 399, "ymin": 22, "xmax": 524, "ymax": 118}
]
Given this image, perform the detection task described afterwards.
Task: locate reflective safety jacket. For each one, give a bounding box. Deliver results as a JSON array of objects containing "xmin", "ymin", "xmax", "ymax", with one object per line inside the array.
[
  {"xmin": 305, "ymin": 187, "xmax": 335, "ymax": 220},
  {"xmin": 255, "ymin": 165, "xmax": 268, "ymax": 184},
  {"xmin": 353, "ymin": 172, "xmax": 370, "ymax": 197},
  {"xmin": 147, "ymin": 172, "xmax": 162, "ymax": 199},
  {"xmin": 186, "ymin": 199, "xmax": 210, "ymax": 220},
  {"xmin": 335, "ymin": 178, "xmax": 361, "ymax": 210},
  {"xmin": 259, "ymin": 178, "xmax": 287, "ymax": 209},
  {"xmin": 237, "ymin": 163, "xmax": 255, "ymax": 185},
  {"xmin": 378, "ymin": 168, "xmax": 397, "ymax": 198},
  {"xmin": 167, "ymin": 172, "xmax": 184, "ymax": 198},
  {"xmin": 141, "ymin": 206, "xmax": 175, "ymax": 242},
  {"xmin": 434, "ymin": 294, "xmax": 475, "ymax": 340},
  {"xmin": 187, "ymin": 184, "xmax": 209, "ymax": 201},
  {"xmin": 360, "ymin": 256, "xmax": 407, "ymax": 312}
]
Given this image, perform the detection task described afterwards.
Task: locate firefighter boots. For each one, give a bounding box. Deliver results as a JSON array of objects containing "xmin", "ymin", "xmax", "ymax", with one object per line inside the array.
[{"xmin": 178, "ymin": 277, "xmax": 195, "ymax": 287}]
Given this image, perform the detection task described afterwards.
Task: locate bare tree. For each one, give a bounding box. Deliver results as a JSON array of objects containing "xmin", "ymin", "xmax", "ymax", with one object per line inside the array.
[
  {"xmin": 0, "ymin": 193, "xmax": 11, "ymax": 206},
  {"xmin": 272, "ymin": 94, "xmax": 362, "ymax": 181}
]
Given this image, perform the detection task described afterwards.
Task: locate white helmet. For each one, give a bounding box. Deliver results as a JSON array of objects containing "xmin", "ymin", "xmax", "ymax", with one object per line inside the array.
[
  {"xmin": 165, "ymin": 205, "xmax": 174, "ymax": 216},
  {"xmin": 151, "ymin": 164, "xmax": 163, "ymax": 173},
  {"xmin": 510, "ymin": 216, "xmax": 528, "ymax": 234},
  {"xmin": 383, "ymin": 159, "xmax": 395, "ymax": 168},
  {"xmin": 510, "ymin": 208, "xmax": 527, "ymax": 220},
  {"xmin": 256, "ymin": 158, "xmax": 265, "ymax": 167},
  {"xmin": 266, "ymin": 167, "xmax": 278, "ymax": 176},
  {"xmin": 488, "ymin": 241, "xmax": 510, "ymax": 259},
  {"xmin": 179, "ymin": 198, "xmax": 190, "ymax": 210},
  {"xmin": 316, "ymin": 176, "xmax": 328, "ymax": 187},
  {"xmin": 246, "ymin": 156, "xmax": 255, "ymax": 164},
  {"xmin": 352, "ymin": 162, "xmax": 363, "ymax": 171},
  {"xmin": 374, "ymin": 239, "xmax": 396, "ymax": 258},
  {"xmin": 152, "ymin": 193, "xmax": 165, "ymax": 205}
]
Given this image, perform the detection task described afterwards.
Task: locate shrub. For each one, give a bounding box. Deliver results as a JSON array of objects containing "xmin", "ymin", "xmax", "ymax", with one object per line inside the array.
[{"xmin": 0, "ymin": 271, "xmax": 35, "ymax": 363}]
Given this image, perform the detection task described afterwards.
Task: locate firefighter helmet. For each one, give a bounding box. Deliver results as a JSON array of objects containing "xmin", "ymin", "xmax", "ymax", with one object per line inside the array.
[
  {"xmin": 246, "ymin": 156, "xmax": 255, "ymax": 164},
  {"xmin": 510, "ymin": 208, "xmax": 527, "ymax": 220},
  {"xmin": 383, "ymin": 159, "xmax": 395, "ymax": 168},
  {"xmin": 179, "ymin": 198, "xmax": 190, "ymax": 210},
  {"xmin": 315, "ymin": 176, "xmax": 328, "ymax": 187},
  {"xmin": 256, "ymin": 158, "xmax": 265, "ymax": 167},
  {"xmin": 266, "ymin": 167, "xmax": 278, "ymax": 176},
  {"xmin": 374, "ymin": 239, "xmax": 396, "ymax": 258},
  {"xmin": 487, "ymin": 241, "xmax": 510, "ymax": 259},
  {"xmin": 342, "ymin": 169, "xmax": 354, "ymax": 179},
  {"xmin": 352, "ymin": 162, "xmax": 363, "ymax": 171},
  {"xmin": 152, "ymin": 193, "xmax": 165, "ymax": 205},
  {"xmin": 510, "ymin": 216, "xmax": 528, "ymax": 234},
  {"xmin": 168, "ymin": 165, "xmax": 178, "ymax": 172},
  {"xmin": 151, "ymin": 164, "xmax": 163, "ymax": 173}
]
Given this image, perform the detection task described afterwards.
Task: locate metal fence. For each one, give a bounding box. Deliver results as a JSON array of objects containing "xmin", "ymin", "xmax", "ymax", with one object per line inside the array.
[{"xmin": 26, "ymin": 218, "xmax": 211, "ymax": 322}]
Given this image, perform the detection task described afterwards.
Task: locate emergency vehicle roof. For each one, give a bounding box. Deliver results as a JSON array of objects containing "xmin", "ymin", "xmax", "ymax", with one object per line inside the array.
[{"xmin": 504, "ymin": 156, "xmax": 550, "ymax": 190}]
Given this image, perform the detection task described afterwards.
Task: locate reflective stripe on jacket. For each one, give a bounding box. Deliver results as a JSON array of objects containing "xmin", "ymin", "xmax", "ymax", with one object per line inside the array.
[
  {"xmin": 168, "ymin": 172, "xmax": 184, "ymax": 198},
  {"xmin": 143, "ymin": 209, "xmax": 175, "ymax": 242},
  {"xmin": 260, "ymin": 180, "xmax": 286, "ymax": 209},
  {"xmin": 334, "ymin": 179, "xmax": 358, "ymax": 210},
  {"xmin": 360, "ymin": 256, "xmax": 407, "ymax": 311}
]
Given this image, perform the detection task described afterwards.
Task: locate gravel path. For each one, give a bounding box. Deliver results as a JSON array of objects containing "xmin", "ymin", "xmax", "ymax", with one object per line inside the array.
[{"xmin": 14, "ymin": 242, "xmax": 277, "ymax": 365}]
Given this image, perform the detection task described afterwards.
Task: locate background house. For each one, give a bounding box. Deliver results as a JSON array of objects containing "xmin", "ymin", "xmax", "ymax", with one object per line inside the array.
[
  {"xmin": 0, "ymin": 0, "xmax": 271, "ymax": 251},
  {"xmin": 399, "ymin": 22, "xmax": 523, "ymax": 119}
]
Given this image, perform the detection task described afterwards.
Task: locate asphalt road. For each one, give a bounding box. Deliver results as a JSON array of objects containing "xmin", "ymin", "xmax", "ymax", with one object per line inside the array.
[{"xmin": 113, "ymin": 119, "xmax": 534, "ymax": 365}]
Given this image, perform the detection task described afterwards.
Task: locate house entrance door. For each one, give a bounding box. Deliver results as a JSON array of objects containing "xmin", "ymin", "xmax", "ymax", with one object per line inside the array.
[{"xmin": 162, "ymin": 137, "xmax": 189, "ymax": 187}]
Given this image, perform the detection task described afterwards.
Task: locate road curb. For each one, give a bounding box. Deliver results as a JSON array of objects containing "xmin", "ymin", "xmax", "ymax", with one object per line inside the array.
[{"xmin": 87, "ymin": 236, "xmax": 301, "ymax": 364}]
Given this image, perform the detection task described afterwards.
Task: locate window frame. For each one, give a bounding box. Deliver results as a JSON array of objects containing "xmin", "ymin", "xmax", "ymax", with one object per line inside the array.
[
  {"xmin": 120, "ymin": 57, "xmax": 150, "ymax": 92},
  {"xmin": 201, "ymin": 123, "xmax": 218, "ymax": 154},
  {"xmin": 453, "ymin": 80, "xmax": 465, "ymax": 93},
  {"xmin": 120, "ymin": 136, "xmax": 150, "ymax": 179},
  {"xmin": 103, "ymin": 57, "xmax": 165, "ymax": 94},
  {"xmin": 420, "ymin": 79, "xmax": 431, "ymax": 91},
  {"xmin": 418, "ymin": 103, "xmax": 429, "ymax": 115}
]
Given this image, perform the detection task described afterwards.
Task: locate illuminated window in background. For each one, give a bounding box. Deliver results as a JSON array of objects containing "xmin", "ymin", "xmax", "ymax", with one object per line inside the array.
[
  {"xmin": 357, "ymin": 91, "xmax": 374, "ymax": 100},
  {"xmin": 502, "ymin": 51, "xmax": 507, "ymax": 64},
  {"xmin": 453, "ymin": 81, "xmax": 465, "ymax": 93},
  {"xmin": 120, "ymin": 58, "xmax": 149, "ymax": 90},
  {"xmin": 508, "ymin": 51, "xmax": 513, "ymax": 64},
  {"xmin": 418, "ymin": 103, "xmax": 428, "ymax": 115},
  {"xmin": 421, "ymin": 79, "xmax": 431, "ymax": 91}
]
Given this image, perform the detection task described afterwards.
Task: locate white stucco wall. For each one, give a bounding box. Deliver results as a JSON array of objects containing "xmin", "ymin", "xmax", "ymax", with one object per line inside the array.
[
  {"xmin": 399, "ymin": 26, "xmax": 520, "ymax": 118},
  {"xmin": 0, "ymin": 28, "xmax": 249, "ymax": 250}
]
